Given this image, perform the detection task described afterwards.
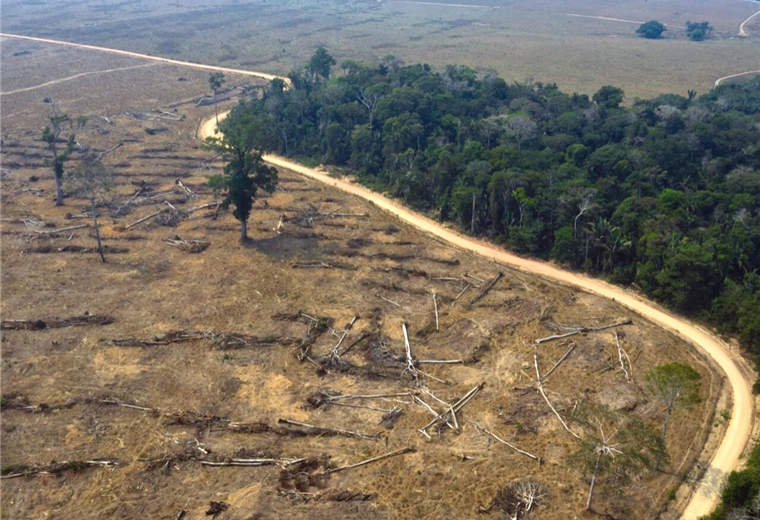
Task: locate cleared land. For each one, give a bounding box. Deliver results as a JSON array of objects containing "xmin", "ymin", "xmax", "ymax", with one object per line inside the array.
[
  {"xmin": 1, "ymin": 0, "xmax": 759, "ymax": 98},
  {"xmin": 0, "ymin": 40, "xmax": 737, "ymax": 520}
]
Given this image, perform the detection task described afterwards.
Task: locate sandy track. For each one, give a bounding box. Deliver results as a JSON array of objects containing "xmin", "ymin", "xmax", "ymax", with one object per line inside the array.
[
  {"xmin": 0, "ymin": 63, "xmax": 158, "ymax": 96},
  {"xmin": 715, "ymin": 69, "xmax": 760, "ymax": 86},
  {"xmin": 0, "ymin": 31, "xmax": 753, "ymax": 520},
  {"xmin": 201, "ymin": 112, "xmax": 753, "ymax": 520},
  {"xmin": 739, "ymin": 8, "xmax": 760, "ymax": 36}
]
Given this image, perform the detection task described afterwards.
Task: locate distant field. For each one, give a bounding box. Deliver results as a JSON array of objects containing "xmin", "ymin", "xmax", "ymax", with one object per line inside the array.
[{"xmin": 1, "ymin": 0, "xmax": 760, "ymax": 99}]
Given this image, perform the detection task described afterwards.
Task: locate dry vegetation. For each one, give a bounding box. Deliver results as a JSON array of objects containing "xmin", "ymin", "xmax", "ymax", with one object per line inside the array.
[
  {"xmin": 0, "ymin": 40, "xmax": 728, "ymax": 520},
  {"xmin": 2, "ymin": 0, "xmax": 759, "ymax": 99}
]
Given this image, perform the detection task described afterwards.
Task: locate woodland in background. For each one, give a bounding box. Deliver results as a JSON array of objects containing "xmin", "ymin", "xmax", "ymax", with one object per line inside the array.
[{"xmin": 224, "ymin": 51, "xmax": 760, "ymax": 389}]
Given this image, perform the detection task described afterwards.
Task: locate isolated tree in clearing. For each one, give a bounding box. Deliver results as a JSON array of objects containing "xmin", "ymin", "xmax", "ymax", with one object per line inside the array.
[
  {"xmin": 637, "ymin": 20, "xmax": 667, "ymax": 39},
  {"xmin": 208, "ymin": 71, "xmax": 226, "ymax": 124},
  {"xmin": 66, "ymin": 155, "xmax": 114, "ymax": 262},
  {"xmin": 646, "ymin": 362, "xmax": 701, "ymax": 468},
  {"xmin": 686, "ymin": 21, "xmax": 713, "ymax": 41},
  {"xmin": 204, "ymin": 99, "xmax": 278, "ymax": 241},
  {"xmin": 41, "ymin": 99, "xmax": 86, "ymax": 206}
]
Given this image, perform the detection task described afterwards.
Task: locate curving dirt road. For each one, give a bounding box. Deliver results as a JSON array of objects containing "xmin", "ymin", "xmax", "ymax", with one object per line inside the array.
[
  {"xmin": 714, "ymin": 69, "xmax": 760, "ymax": 87},
  {"xmin": 739, "ymin": 8, "xmax": 760, "ymax": 36},
  {"xmin": 201, "ymin": 111, "xmax": 754, "ymax": 520},
  {"xmin": 0, "ymin": 31, "xmax": 753, "ymax": 520}
]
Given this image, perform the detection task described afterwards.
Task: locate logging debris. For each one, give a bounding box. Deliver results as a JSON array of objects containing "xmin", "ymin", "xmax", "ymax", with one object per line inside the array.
[
  {"xmin": 1, "ymin": 313, "xmax": 114, "ymax": 330},
  {"xmin": 164, "ymin": 235, "xmax": 209, "ymax": 253},
  {"xmin": 1, "ymin": 459, "xmax": 119, "ymax": 479}
]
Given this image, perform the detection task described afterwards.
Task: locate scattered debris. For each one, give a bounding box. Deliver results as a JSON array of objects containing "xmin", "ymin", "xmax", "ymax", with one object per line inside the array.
[{"xmin": 1, "ymin": 313, "xmax": 114, "ymax": 330}]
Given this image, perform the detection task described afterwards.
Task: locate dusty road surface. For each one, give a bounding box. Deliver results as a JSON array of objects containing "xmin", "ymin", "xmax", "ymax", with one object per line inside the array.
[
  {"xmin": 201, "ymin": 111, "xmax": 754, "ymax": 520},
  {"xmin": 739, "ymin": 8, "xmax": 760, "ymax": 36},
  {"xmin": 0, "ymin": 31, "xmax": 753, "ymax": 520}
]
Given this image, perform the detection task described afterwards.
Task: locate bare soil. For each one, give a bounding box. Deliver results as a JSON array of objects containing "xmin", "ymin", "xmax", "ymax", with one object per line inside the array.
[{"xmin": 0, "ymin": 42, "xmax": 723, "ymax": 520}]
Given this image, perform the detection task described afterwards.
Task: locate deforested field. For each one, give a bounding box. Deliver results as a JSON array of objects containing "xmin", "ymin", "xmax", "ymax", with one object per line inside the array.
[{"xmin": 0, "ymin": 38, "xmax": 729, "ymax": 520}]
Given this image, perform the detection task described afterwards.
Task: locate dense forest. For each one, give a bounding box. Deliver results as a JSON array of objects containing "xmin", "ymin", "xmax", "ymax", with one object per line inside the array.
[{"xmin": 227, "ymin": 50, "xmax": 760, "ymax": 389}]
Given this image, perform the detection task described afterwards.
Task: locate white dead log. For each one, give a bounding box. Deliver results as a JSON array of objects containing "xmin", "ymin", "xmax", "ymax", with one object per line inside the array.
[
  {"xmin": 97, "ymin": 142, "xmax": 122, "ymax": 160},
  {"xmin": 322, "ymin": 447, "xmax": 415, "ymax": 475},
  {"xmin": 124, "ymin": 208, "xmax": 168, "ymax": 230},
  {"xmin": 433, "ymin": 292, "xmax": 439, "ymax": 331},
  {"xmin": 474, "ymin": 423, "xmax": 541, "ymax": 463},
  {"xmin": 534, "ymin": 319, "xmax": 632, "ymax": 345},
  {"xmin": 35, "ymin": 224, "xmax": 89, "ymax": 235}
]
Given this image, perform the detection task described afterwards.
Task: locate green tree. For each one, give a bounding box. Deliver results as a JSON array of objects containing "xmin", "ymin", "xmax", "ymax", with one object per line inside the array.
[
  {"xmin": 308, "ymin": 47, "xmax": 336, "ymax": 82},
  {"xmin": 204, "ymin": 103, "xmax": 279, "ymax": 241},
  {"xmin": 208, "ymin": 71, "xmax": 226, "ymax": 124},
  {"xmin": 646, "ymin": 363, "xmax": 701, "ymax": 468},
  {"xmin": 636, "ymin": 20, "xmax": 666, "ymax": 39},
  {"xmin": 66, "ymin": 155, "xmax": 114, "ymax": 262},
  {"xmin": 686, "ymin": 21, "xmax": 713, "ymax": 41},
  {"xmin": 41, "ymin": 100, "xmax": 86, "ymax": 206}
]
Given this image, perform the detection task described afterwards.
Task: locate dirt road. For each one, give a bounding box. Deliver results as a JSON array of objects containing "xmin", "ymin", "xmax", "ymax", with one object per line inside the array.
[
  {"xmin": 0, "ymin": 63, "xmax": 158, "ymax": 96},
  {"xmin": 201, "ymin": 111, "xmax": 754, "ymax": 520},
  {"xmin": 739, "ymin": 8, "xmax": 760, "ymax": 36},
  {"xmin": 715, "ymin": 69, "xmax": 760, "ymax": 86},
  {"xmin": 0, "ymin": 31, "xmax": 753, "ymax": 519}
]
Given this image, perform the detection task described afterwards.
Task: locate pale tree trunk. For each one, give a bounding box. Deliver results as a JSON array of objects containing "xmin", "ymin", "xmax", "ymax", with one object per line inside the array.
[
  {"xmin": 471, "ymin": 193, "xmax": 476, "ymax": 235},
  {"xmin": 55, "ymin": 175, "xmax": 64, "ymax": 206},
  {"xmin": 586, "ymin": 451, "xmax": 602, "ymax": 511},
  {"xmin": 91, "ymin": 199, "xmax": 105, "ymax": 262},
  {"xmin": 240, "ymin": 219, "xmax": 247, "ymax": 241}
]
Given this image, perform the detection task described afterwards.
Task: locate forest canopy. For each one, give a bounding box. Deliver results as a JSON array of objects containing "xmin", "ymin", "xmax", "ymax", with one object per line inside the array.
[{"xmin": 228, "ymin": 51, "xmax": 760, "ymax": 387}]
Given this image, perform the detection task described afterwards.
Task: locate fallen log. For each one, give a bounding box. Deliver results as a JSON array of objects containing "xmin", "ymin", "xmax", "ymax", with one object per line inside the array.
[
  {"xmin": 1, "ymin": 313, "xmax": 114, "ymax": 330},
  {"xmin": 534, "ymin": 319, "xmax": 633, "ymax": 345},
  {"xmin": 470, "ymin": 272, "xmax": 503, "ymax": 305},
  {"xmin": 321, "ymin": 447, "xmax": 415, "ymax": 475},
  {"xmin": 474, "ymin": 423, "xmax": 541, "ymax": 463},
  {"xmin": 277, "ymin": 418, "xmax": 380, "ymax": 440}
]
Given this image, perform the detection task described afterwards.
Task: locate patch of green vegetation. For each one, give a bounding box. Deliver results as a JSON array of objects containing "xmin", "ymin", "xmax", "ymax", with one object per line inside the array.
[{"xmin": 705, "ymin": 442, "xmax": 760, "ymax": 519}]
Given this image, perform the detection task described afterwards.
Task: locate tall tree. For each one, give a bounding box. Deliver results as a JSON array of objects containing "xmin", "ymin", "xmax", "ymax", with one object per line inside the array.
[
  {"xmin": 204, "ymin": 102, "xmax": 279, "ymax": 241},
  {"xmin": 208, "ymin": 71, "xmax": 226, "ymax": 124},
  {"xmin": 308, "ymin": 47, "xmax": 336, "ymax": 82},
  {"xmin": 646, "ymin": 363, "xmax": 701, "ymax": 468},
  {"xmin": 41, "ymin": 100, "xmax": 86, "ymax": 206},
  {"xmin": 66, "ymin": 155, "xmax": 114, "ymax": 262}
]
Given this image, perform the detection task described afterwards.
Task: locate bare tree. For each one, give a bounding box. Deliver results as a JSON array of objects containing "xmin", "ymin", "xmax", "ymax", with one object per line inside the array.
[
  {"xmin": 502, "ymin": 115, "xmax": 537, "ymax": 152},
  {"xmin": 357, "ymin": 87, "xmax": 382, "ymax": 127},
  {"xmin": 66, "ymin": 155, "xmax": 114, "ymax": 262},
  {"xmin": 573, "ymin": 192, "xmax": 595, "ymax": 239}
]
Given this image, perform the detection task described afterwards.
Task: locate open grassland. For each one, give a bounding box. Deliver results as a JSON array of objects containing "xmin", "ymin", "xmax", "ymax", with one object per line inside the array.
[
  {"xmin": 0, "ymin": 41, "xmax": 728, "ymax": 520},
  {"xmin": 1, "ymin": 0, "xmax": 759, "ymax": 99}
]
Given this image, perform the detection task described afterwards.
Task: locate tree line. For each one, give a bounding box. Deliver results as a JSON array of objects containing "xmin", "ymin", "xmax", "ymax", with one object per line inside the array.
[{"xmin": 222, "ymin": 50, "xmax": 760, "ymax": 390}]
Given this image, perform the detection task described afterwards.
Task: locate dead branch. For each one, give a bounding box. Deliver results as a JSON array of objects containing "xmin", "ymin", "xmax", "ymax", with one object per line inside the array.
[
  {"xmin": 97, "ymin": 142, "xmax": 122, "ymax": 161},
  {"xmin": 292, "ymin": 261, "xmax": 356, "ymax": 270},
  {"xmin": 34, "ymin": 224, "xmax": 89, "ymax": 235},
  {"xmin": 277, "ymin": 419, "xmax": 380, "ymax": 440},
  {"xmin": 451, "ymin": 283, "xmax": 471, "ymax": 307},
  {"xmin": 328, "ymin": 316, "xmax": 358, "ymax": 365},
  {"xmin": 124, "ymin": 208, "xmax": 168, "ymax": 230},
  {"xmin": 533, "ymin": 346, "xmax": 580, "ymax": 439},
  {"xmin": 376, "ymin": 293, "xmax": 411, "ymax": 312},
  {"xmin": 1, "ymin": 313, "xmax": 113, "ymax": 330},
  {"xmin": 419, "ymin": 383, "xmax": 484, "ymax": 436},
  {"xmin": 473, "ymin": 423, "xmax": 541, "ymax": 463},
  {"xmin": 470, "ymin": 272, "xmax": 503, "ymax": 305},
  {"xmin": 164, "ymin": 235, "xmax": 209, "ymax": 253},
  {"xmin": 175, "ymin": 179, "xmax": 197, "ymax": 200},
  {"xmin": 433, "ymin": 292, "xmax": 439, "ymax": 331},
  {"xmin": 200, "ymin": 457, "xmax": 303, "ymax": 467},
  {"xmin": 541, "ymin": 343, "xmax": 577, "ymax": 382},
  {"xmin": 401, "ymin": 323, "xmax": 420, "ymax": 384},
  {"xmin": 534, "ymin": 319, "xmax": 632, "ymax": 345},
  {"xmin": 1, "ymin": 459, "xmax": 119, "ymax": 479},
  {"xmin": 322, "ymin": 447, "xmax": 416, "ymax": 475},
  {"xmin": 615, "ymin": 331, "xmax": 630, "ymax": 380}
]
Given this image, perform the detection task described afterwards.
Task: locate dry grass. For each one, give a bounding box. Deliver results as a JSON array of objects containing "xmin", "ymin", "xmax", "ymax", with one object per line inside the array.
[
  {"xmin": 1, "ymin": 42, "xmax": 725, "ymax": 520},
  {"xmin": 2, "ymin": 0, "xmax": 759, "ymax": 98}
]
